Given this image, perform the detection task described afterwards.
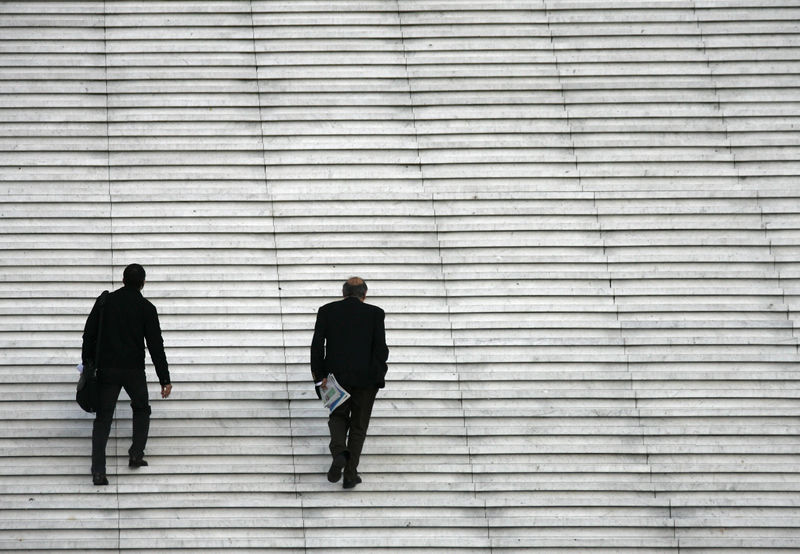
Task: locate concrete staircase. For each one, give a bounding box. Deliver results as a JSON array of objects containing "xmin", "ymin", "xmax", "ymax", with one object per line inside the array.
[{"xmin": 1, "ymin": 0, "xmax": 798, "ymax": 551}]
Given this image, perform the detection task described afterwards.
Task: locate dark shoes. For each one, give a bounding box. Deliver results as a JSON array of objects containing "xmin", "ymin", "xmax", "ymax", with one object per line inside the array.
[
  {"xmin": 327, "ymin": 452, "xmax": 348, "ymax": 483},
  {"xmin": 93, "ymin": 454, "xmax": 147, "ymax": 485},
  {"xmin": 343, "ymin": 475, "xmax": 362, "ymax": 489},
  {"xmin": 93, "ymin": 456, "xmax": 147, "ymax": 485},
  {"xmin": 327, "ymin": 452, "xmax": 361, "ymax": 488},
  {"xmin": 92, "ymin": 473, "xmax": 108, "ymax": 486},
  {"xmin": 129, "ymin": 456, "xmax": 148, "ymax": 468}
]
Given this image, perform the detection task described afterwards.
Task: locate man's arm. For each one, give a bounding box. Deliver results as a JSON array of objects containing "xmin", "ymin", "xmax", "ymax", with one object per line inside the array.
[
  {"xmin": 371, "ymin": 308, "xmax": 389, "ymax": 388},
  {"xmin": 144, "ymin": 302, "xmax": 170, "ymax": 390},
  {"xmin": 310, "ymin": 307, "xmax": 327, "ymax": 383}
]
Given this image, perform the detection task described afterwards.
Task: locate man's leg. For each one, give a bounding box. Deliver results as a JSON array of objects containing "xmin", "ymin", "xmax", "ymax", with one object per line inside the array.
[
  {"xmin": 92, "ymin": 374, "xmax": 122, "ymax": 475},
  {"xmin": 328, "ymin": 399, "xmax": 351, "ymax": 458},
  {"xmin": 344, "ymin": 387, "xmax": 378, "ymax": 482},
  {"xmin": 326, "ymin": 399, "xmax": 352, "ymax": 482},
  {"xmin": 123, "ymin": 370, "xmax": 151, "ymax": 462}
]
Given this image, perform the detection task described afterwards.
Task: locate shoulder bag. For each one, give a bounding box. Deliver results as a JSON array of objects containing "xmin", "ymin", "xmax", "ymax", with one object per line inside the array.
[{"xmin": 76, "ymin": 290, "xmax": 109, "ymax": 413}]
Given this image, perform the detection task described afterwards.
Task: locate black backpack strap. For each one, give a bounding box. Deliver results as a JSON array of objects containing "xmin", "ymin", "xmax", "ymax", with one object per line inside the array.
[{"xmin": 93, "ymin": 291, "xmax": 109, "ymax": 368}]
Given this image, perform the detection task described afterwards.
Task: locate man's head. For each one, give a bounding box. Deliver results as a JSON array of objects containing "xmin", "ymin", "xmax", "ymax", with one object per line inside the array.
[
  {"xmin": 342, "ymin": 276, "xmax": 367, "ymax": 301},
  {"xmin": 123, "ymin": 263, "xmax": 146, "ymax": 290}
]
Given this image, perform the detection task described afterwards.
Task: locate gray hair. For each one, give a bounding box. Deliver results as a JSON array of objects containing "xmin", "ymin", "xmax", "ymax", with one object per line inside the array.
[{"xmin": 343, "ymin": 277, "xmax": 368, "ymax": 298}]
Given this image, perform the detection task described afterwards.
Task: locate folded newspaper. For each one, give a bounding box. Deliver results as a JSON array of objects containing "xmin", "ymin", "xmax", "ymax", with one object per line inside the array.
[{"xmin": 320, "ymin": 374, "xmax": 350, "ymax": 413}]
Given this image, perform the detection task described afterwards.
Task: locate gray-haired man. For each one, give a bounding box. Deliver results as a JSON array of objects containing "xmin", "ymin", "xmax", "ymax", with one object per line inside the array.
[{"xmin": 311, "ymin": 277, "xmax": 389, "ymax": 489}]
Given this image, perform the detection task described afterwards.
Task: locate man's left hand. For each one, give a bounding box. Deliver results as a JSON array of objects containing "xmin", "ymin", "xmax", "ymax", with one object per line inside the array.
[
  {"xmin": 161, "ymin": 384, "xmax": 172, "ymax": 398},
  {"xmin": 314, "ymin": 378, "xmax": 327, "ymax": 400}
]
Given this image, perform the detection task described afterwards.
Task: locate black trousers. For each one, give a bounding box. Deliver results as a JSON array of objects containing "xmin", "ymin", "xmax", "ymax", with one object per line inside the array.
[
  {"xmin": 91, "ymin": 368, "xmax": 151, "ymax": 474},
  {"xmin": 328, "ymin": 386, "xmax": 378, "ymax": 481}
]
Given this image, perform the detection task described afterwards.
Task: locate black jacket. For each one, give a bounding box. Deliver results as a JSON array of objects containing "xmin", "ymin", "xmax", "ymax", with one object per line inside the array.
[
  {"xmin": 82, "ymin": 285, "xmax": 170, "ymax": 385},
  {"xmin": 311, "ymin": 297, "xmax": 389, "ymax": 389}
]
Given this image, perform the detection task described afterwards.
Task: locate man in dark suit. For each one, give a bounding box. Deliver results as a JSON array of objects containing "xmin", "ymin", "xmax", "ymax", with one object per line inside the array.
[
  {"xmin": 82, "ymin": 263, "xmax": 172, "ymax": 486},
  {"xmin": 311, "ymin": 277, "xmax": 389, "ymax": 489}
]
